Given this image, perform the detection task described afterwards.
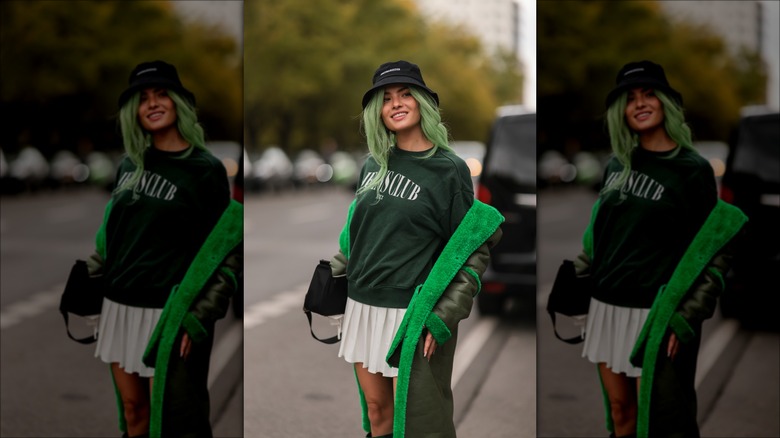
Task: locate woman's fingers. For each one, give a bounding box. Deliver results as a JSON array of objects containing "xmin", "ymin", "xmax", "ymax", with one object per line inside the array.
[
  {"xmin": 667, "ymin": 332, "xmax": 679, "ymax": 360},
  {"xmin": 180, "ymin": 333, "xmax": 192, "ymax": 359},
  {"xmin": 423, "ymin": 332, "xmax": 437, "ymax": 361}
]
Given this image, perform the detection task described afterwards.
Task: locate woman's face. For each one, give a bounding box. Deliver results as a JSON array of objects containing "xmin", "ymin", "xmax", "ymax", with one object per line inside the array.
[
  {"xmin": 137, "ymin": 87, "xmax": 178, "ymax": 133},
  {"xmin": 624, "ymin": 87, "xmax": 665, "ymax": 134},
  {"xmin": 381, "ymin": 84, "xmax": 422, "ymax": 134}
]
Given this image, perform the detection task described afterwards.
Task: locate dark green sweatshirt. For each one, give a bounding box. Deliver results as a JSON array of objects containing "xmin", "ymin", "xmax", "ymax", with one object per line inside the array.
[
  {"xmin": 591, "ymin": 146, "xmax": 717, "ymax": 308},
  {"xmin": 103, "ymin": 146, "xmax": 229, "ymax": 308},
  {"xmin": 347, "ymin": 147, "xmax": 474, "ymax": 308}
]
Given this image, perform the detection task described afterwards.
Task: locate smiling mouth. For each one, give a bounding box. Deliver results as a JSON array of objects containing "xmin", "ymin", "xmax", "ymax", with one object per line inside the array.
[
  {"xmin": 635, "ymin": 111, "xmax": 651, "ymax": 121},
  {"xmin": 148, "ymin": 112, "xmax": 164, "ymax": 121},
  {"xmin": 391, "ymin": 112, "xmax": 408, "ymax": 120}
]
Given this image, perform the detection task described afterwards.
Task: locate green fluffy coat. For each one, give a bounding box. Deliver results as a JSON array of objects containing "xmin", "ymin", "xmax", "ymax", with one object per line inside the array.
[
  {"xmin": 94, "ymin": 199, "xmax": 243, "ymax": 438},
  {"xmin": 333, "ymin": 199, "xmax": 504, "ymax": 437},
  {"xmin": 581, "ymin": 199, "xmax": 747, "ymax": 438}
]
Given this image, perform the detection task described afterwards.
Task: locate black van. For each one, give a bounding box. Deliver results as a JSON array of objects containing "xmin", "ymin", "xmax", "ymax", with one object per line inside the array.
[
  {"xmin": 719, "ymin": 107, "xmax": 779, "ymax": 329},
  {"xmin": 475, "ymin": 106, "xmax": 537, "ymax": 315}
]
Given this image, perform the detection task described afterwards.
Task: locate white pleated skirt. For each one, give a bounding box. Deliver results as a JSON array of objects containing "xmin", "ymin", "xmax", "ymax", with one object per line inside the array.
[
  {"xmin": 581, "ymin": 297, "xmax": 651, "ymax": 378},
  {"xmin": 338, "ymin": 297, "xmax": 407, "ymax": 377},
  {"xmin": 94, "ymin": 298, "xmax": 163, "ymax": 378}
]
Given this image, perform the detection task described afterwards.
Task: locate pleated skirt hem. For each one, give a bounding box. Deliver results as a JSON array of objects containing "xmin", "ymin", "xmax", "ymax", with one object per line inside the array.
[
  {"xmin": 337, "ymin": 297, "xmax": 406, "ymax": 377},
  {"xmin": 94, "ymin": 298, "xmax": 163, "ymax": 378},
  {"xmin": 581, "ymin": 297, "xmax": 650, "ymax": 378}
]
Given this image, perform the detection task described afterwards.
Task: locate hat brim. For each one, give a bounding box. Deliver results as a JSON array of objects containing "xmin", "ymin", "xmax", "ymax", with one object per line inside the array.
[
  {"xmin": 605, "ymin": 78, "xmax": 682, "ymax": 108},
  {"xmin": 361, "ymin": 76, "xmax": 439, "ymax": 109},
  {"xmin": 118, "ymin": 78, "xmax": 196, "ymax": 108}
]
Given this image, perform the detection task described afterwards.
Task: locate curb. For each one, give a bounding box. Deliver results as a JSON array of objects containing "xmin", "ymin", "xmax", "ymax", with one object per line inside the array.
[{"xmin": 208, "ymin": 316, "xmax": 243, "ymax": 426}]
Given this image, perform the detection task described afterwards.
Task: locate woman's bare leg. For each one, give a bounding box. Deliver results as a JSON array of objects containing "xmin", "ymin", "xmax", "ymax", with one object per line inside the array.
[
  {"xmin": 598, "ymin": 362, "xmax": 638, "ymax": 437},
  {"xmin": 355, "ymin": 363, "xmax": 394, "ymax": 436},
  {"xmin": 111, "ymin": 363, "xmax": 151, "ymax": 437}
]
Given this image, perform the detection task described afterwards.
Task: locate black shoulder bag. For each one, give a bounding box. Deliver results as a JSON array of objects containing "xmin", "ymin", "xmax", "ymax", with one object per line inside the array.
[
  {"xmin": 59, "ymin": 259, "xmax": 105, "ymax": 344},
  {"xmin": 303, "ymin": 259, "xmax": 348, "ymax": 344},
  {"xmin": 546, "ymin": 259, "xmax": 593, "ymax": 344}
]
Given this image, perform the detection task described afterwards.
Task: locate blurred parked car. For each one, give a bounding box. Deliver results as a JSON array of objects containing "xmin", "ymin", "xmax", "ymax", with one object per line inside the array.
[
  {"xmin": 49, "ymin": 150, "xmax": 89, "ymax": 188},
  {"xmin": 475, "ymin": 105, "xmax": 537, "ymax": 315},
  {"xmin": 693, "ymin": 140, "xmax": 729, "ymax": 194},
  {"xmin": 250, "ymin": 146, "xmax": 294, "ymax": 193},
  {"xmin": 328, "ymin": 151, "xmax": 359, "ymax": 188},
  {"xmin": 292, "ymin": 149, "xmax": 326, "ymax": 188},
  {"xmin": 205, "ymin": 141, "xmax": 242, "ymax": 193},
  {"xmin": 8, "ymin": 146, "xmax": 50, "ymax": 192},
  {"xmin": 718, "ymin": 107, "xmax": 779, "ymax": 329},
  {"xmin": 450, "ymin": 140, "xmax": 486, "ymax": 194},
  {"xmin": 86, "ymin": 151, "xmax": 117, "ymax": 191}
]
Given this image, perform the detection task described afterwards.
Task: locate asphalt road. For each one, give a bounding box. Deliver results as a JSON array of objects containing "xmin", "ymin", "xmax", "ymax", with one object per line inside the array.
[
  {"xmin": 536, "ymin": 185, "xmax": 780, "ymax": 437},
  {"xmin": 0, "ymin": 187, "xmax": 242, "ymax": 437},
  {"xmin": 241, "ymin": 186, "xmax": 537, "ymax": 437}
]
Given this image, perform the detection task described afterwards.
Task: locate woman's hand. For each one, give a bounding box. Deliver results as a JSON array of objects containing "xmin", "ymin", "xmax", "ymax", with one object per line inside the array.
[
  {"xmin": 180, "ymin": 332, "xmax": 192, "ymax": 360},
  {"xmin": 423, "ymin": 331, "xmax": 438, "ymax": 361},
  {"xmin": 667, "ymin": 332, "xmax": 679, "ymax": 360}
]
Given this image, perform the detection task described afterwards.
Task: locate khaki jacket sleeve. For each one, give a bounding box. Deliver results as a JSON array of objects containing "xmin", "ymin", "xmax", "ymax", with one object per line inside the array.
[
  {"xmin": 573, "ymin": 251, "xmax": 591, "ymax": 277},
  {"xmin": 671, "ymin": 236, "xmax": 738, "ymax": 343},
  {"xmin": 330, "ymin": 250, "xmax": 348, "ymax": 277},
  {"xmin": 428, "ymin": 228, "xmax": 502, "ymax": 345},
  {"xmin": 86, "ymin": 252, "xmax": 104, "ymax": 278},
  {"xmin": 186, "ymin": 246, "xmax": 242, "ymax": 342}
]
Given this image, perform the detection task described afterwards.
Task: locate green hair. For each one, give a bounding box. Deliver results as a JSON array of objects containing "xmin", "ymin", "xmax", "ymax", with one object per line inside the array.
[
  {"xmin": 116, "ymin": 90, "xmax": 207, "ymax": 193},
  {"xmin": 357, "ymin": 86, "xmax": 452, "ymax": 197},
  {"xmin": 602, "ymin": 89, "xmax": 695, "ymax": 195}
]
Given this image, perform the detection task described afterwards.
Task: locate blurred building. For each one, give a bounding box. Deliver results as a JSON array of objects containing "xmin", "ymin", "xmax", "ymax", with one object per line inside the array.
[
  {"xmin": 659, "ymin": 1, "xmax": 762, "ymax": 55},
  {"xmin": 659, "ymin": 0, "xmax": 779, "ymax": 109},
  {"xmin": 413, "ymin": 0, "xmax": 522, "ymax": 58}
]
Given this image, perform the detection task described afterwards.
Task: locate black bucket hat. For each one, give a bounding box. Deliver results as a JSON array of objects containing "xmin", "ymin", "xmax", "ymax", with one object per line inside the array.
[
  {"xmin": 605, "ymin": 60, "xmax": 682, "ymax": 108},
  {"xmin": 361, "ymin": 60, "xmax": 439, "ymax": 109},
  {"xmin": 118, "ymin": 60, "xmax": 195, "ymax": 108}
]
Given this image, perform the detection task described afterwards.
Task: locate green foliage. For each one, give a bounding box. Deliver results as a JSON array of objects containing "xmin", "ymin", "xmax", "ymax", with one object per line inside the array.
[
  {"xmin": 537, "ymin": 0, "xmax": 767, "ymax": 155},
  {"xmin": 243, "ymin": 0, "xmax": 522, "ymax": 153},
  {"xmin": 0, "ymin": 0, "xmax": 241, "ymax": 156}
]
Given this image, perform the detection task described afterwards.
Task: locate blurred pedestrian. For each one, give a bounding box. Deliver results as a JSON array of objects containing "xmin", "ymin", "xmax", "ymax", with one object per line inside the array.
[
  {"xmin": 329, "ymin": 60, "xmax": 503, "ymax": 437},
  {"xmin": 574, "ymin": 60, "xmax": 747, "ymax": 438},
  {"xmin": 87, "ymin": 60, "xmax": 242, "ymax": 438}
]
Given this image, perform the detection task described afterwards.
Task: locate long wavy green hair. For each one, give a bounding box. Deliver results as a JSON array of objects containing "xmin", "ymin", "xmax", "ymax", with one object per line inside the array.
[
  {"xmin": 357, "ymin": 86, "xmax": 452, "ymax": 197},
  {"xmin": 116, "ymin": 90, "xmax": 206, "ymax": 192},
  {"xmin": 602, "ymin": 89, "xmax": 695, "ymax": 195}
]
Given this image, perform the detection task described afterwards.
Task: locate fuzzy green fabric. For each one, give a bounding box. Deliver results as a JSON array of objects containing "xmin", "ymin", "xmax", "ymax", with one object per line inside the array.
[
  {"xmin": 339, "ymin": 200, "xmax": 503, "ymax": 436},
  {"xmin": 384, "ymin": 200, "xmax": 503, "ymax": 437},
  {"xmin": 629, "ymin": 199, "xmax": 747, "ymax": 438},
  {"xmin": 583, "ymin": 199, "xmax": 746, "ymax": 437},
  {"xmin": 100, "ymin": 199, "xmax": 242, "ymax": 437},
  {"xmin": 139, "ymin": 199, "xmax": 242, "ymax": 437}
]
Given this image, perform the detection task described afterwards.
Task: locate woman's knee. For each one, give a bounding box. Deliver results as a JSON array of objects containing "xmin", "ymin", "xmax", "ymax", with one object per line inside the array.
[
  {"xmin": 609, "ymin": 399, "xmax": 637, "ymax": 426},
  {"xmin": 121, "ymin": 398, "xmax": 150, "ymax": 426},
  {"xmin": 365, "ymin": 399, "xmax": 393, "ymax": 427}
]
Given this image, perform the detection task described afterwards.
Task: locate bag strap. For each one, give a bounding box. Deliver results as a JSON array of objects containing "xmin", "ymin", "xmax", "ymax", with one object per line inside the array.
[
  {"xmin": 304, "ymin": 310, "xmax": 340, "ymax": 344},
  {"xmin": 547, "ymin": 309, "xmax": 585, "ymax": 344},
  {"xmin": 59, "ymin": 310, "xmax": 98, "ymax": 344}
]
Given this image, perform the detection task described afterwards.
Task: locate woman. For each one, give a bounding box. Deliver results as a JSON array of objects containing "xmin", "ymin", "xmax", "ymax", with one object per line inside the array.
[
  {"xmin": 575, "ymin": 60, "xmax": 747, "ymax": 438},
  {"xmin": 330, "ymin": 60, "xmax": 503, "ymax": 438},
  {"xmin": 88, "ymin": 60, "xmax": 242, "ymax": 438}
]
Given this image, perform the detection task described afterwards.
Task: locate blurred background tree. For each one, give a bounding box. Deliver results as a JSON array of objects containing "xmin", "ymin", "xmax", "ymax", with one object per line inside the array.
[
  {"xmin": 537, "ymin": 0, "xmax": 767, "ymax": 158},
  {"xmin": 0, "ymin": 0, "xmax": 241, "ymax": 159},
  {"xmin": 243, "ymin": 0, "xmax": 523, "ymax": 154}
]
